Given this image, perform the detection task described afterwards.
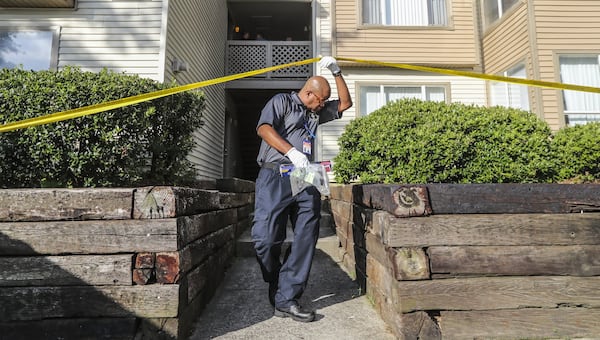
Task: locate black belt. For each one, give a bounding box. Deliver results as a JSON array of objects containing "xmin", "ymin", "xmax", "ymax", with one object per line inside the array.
[{"xmin": 261, "ymin": 162, "xmax": 282, "ymax": 170}]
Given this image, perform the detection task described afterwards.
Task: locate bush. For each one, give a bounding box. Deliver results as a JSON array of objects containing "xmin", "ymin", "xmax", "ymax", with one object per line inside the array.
[
  {"xmin": 0, "ymin": 67, "xmax": 205, "ymax": 188},
  {"xmin": 333, "ymin": 98, "xmax": 558, "ymax": 184},
  {"xmin": 552, "ymin": 122, "xmax": 600, "ymax": 182}
]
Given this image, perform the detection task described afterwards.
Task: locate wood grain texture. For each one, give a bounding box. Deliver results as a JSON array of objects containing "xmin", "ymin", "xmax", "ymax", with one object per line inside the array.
[{"xmin": 372, "ymin": 212, "xmax": 600, "ymax": 247}]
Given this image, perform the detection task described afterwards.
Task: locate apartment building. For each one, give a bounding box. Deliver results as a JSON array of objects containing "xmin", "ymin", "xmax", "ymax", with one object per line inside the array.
[{"xmin": 1, "ymin": 0, "xmax": 599, "ymax": 181}]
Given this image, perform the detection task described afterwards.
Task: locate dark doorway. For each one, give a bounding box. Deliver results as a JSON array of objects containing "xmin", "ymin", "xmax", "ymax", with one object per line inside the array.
[{"xmin": 227, "ymin": 88, "xmax": 299, "ymax": 181}]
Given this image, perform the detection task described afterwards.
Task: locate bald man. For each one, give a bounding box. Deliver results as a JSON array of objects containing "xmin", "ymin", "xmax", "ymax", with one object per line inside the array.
[{"xmin": 251, "ymin": 57, "xmax": 352, "ymax": 322}]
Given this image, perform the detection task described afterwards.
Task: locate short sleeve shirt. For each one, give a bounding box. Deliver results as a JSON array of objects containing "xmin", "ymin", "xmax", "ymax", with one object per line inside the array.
[{"xmin": 256, "ymin": 92, "xmax": 342, "ymax": 166}]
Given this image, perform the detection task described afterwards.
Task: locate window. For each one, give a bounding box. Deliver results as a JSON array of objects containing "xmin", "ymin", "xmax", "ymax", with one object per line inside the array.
[
  {"xmin": 362, "ymin": 0, "xmax": 448, "ymax": 27},
  {"xmin": 559, "ymin": 55, "xmax": 600, "ymax": 125},
  {"xmin": 0, "ymin": 29, "xmax": 58, "ymax": 70},
  {"xmin": 360, "ymin": 84, "xmax": 446, "ymax": 116},
  {"xmin": 481, "ymin": 0, "xmax": 519, "ymax": 28},
  {"xmin": 490, "ymin": 63, "xmax": 529, "ymax": 110}
]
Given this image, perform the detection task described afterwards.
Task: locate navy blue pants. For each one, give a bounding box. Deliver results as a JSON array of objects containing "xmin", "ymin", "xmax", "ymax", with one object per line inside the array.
[{"xmin": 251, "ymin": 167, "xmax": 321, "ymax": 308}]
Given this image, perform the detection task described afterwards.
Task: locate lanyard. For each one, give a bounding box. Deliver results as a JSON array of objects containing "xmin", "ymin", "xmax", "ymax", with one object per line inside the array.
[{"xmin": 303, "ymin": 121, "xmax": 316, "ymax": 139}]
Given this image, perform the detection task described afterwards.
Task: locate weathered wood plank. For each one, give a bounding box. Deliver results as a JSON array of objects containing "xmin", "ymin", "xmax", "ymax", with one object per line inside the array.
[
  {"xmin": 426, "ymin": 183, "xmax": 600, "ymax": 214},
  {"xmin": 0, "ymin": 318, "xmax": 137, "ymax": 340},
  {"xmin": 440, "ymin": 308, "xmax": 600, "ymax": 340},
  {"xmin": 429, "ymin": 245, "xmax": 600, "ymax": 276},
  {"xmin": 185, "ymin": 241, "xmax": 233, "ymax": 304},
  {"xmin": 134, "ymin": 253, "xmax": 155, "ymax": 269},
  {"xmin": 133, "ymin": 186, "xmax": 220, "ymax": 219},
  {"xmin": 365, "ymin": 254, "xmax": 441, "ymax": 339},
  {"xmin": 177, "ymin": 209, "xmax": 237, "ymax": 246},
  {"xmin": 0, "ymin": 219, "xmax": 178, "ymax": 255},
  {"xmin": 397, "ymin": 276, "xmax": 600, "ymax": 313},
  {"xmin": 0, "ymin": 285, "xmax": 179, "ymax": 321},
  {"xmin": 354, "ymin": 184, "xmax": 432, "ymax": 217},
  {"xmin": 372, "ymin": 211, "xmax": 600, "ymax": 247},
  {"xmin": 132, "ymin": 268, "xmax": 153, "ymax": 285},
  {"xmin": 156, "ymin": 252, "xmax": 180, "ymax": 284},
  {"xmin": 216, "ymin": 178, "xmax": 255, "ymax": 193},
  {"xmin": 179, "ymin": 225, "xmax": 235, "ymax": 273},
  {"xmin": 331, "ymin": 201, "xmax": 352, "ymax": 241},
  {"xmin": 328, "ymin": 184, "xmax": 356, "ymax": 203},
  {"xmin": 0, "ymin": 254, "xmax": 132, "ymax": 286},
  {"xmin": 218, "ymin": 192, "xmax": 254, "ymax": 209},
  {"xmin": 387, "ymin": 247, "xmax": 430, "ymax": 280},
  {"xmin": 0, "ymin": 188, "xmax": 133, "ymax": 222}
]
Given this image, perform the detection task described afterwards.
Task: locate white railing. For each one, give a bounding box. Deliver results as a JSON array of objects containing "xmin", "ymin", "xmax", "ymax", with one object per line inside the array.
[{"xmin": 227, "ymin": 40, "xmax": 312, "ymax": 79}]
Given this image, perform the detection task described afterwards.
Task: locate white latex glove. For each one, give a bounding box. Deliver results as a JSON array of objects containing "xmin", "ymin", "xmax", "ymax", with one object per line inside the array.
[
  {"xmin": 285, "ymin": 147, "xmax": 310, "ymax": 168},
  {"xmin": 318, "ymin": 56, "xmax": 341, "ymax": 75}
]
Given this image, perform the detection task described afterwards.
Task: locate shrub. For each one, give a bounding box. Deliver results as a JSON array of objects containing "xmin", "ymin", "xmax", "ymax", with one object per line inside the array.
[
  {"xmin": 333, "ymin": 98, "xmax": 557, "ymax": 184},
  {"xmin": 0, "ymin": 67, "xmax": 205, "ymax": 188},
  {"xmin": 552, "ymin": 122, "xmax": 600, "ymax": 182}
]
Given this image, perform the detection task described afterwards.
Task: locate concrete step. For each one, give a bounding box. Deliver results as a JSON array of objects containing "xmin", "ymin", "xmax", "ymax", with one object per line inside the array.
[{"xmin": 236, "ymin": 212, "xmax": 341, "ymax": 260}]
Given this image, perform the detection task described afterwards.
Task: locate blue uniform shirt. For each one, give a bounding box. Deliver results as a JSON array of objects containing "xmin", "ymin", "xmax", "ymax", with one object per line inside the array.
[{"xmin": 256, "ymin": 92, "xmax": 342, "ymax": 166}]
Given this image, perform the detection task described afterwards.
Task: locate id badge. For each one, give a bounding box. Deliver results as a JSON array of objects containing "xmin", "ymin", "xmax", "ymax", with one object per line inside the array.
[{"xmin": 302, "ymin": 138, "xmax": 312, "ymax": 155}]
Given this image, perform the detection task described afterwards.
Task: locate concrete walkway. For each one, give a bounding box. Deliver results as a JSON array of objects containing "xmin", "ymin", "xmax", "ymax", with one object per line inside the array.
[{"xmin": 188, "ymin": 229, "xmax": 396, "ymax": 340}]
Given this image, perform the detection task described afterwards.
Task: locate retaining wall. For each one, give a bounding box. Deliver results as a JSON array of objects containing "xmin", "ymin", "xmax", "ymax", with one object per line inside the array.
[
  {"xmin": 0, "ymin": 178, "xmax": 254, "ymax": 340},
  {"xmin": 329, "ymin": 183, "xmax": 600, "ymax": 339}
]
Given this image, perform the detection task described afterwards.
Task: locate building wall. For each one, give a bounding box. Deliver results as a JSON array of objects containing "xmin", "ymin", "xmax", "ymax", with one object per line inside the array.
[
  {"xmin": 531, "ymin": 0, "xmax": 600, "ymax": 130},
  {"xmin": 0, "ymin": 0, "xmax": 166, "ymax": 80},
  {"xmin": 481, "ymin": 2, "xmax": 537, "ymax": 112},
  {"xmin": 333, "ymin": 0, "xmax": 479, "ymax": 67},
  {"xmin": 317, "ymin": 0, "xmax": 486, "ymax": 165},
  {"xmin": 164, "ymin": 0, "xmax": 228, "ymax": 179}
]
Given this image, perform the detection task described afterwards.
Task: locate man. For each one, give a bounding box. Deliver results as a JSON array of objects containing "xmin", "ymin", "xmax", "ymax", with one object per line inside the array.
[{"xmin": 251, "ymin": 56, "xmax": 352, "ymax": 322}]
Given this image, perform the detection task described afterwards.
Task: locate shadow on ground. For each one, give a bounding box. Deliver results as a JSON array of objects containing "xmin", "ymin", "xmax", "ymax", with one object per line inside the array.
[{"xmin": 189, "ymin": 249, "xmax": 395, "ymax": 340}]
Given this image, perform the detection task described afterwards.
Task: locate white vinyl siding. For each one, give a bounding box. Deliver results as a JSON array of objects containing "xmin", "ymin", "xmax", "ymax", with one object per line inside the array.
[
  {"xmin": 490, "ymin": 63, "xmax": 530, "ymax": 110},
  {"xmin": 559, "ymin": 55, "xmax": 600, "ymax": 125},
  {"xmin": 0, "ymin": 0, "xmax": 166, "ymax": 81},
  {"xmin": 165, "ymin": 0, "xmax": 228, "ymax": 179}
]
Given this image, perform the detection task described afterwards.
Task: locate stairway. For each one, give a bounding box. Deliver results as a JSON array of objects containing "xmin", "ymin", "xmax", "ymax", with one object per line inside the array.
[{"xmin": 236, "ymin": 199, "xmax": 341, "ymax": 260}]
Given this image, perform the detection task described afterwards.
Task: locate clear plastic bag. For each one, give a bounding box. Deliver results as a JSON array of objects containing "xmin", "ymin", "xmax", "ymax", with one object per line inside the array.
[{"xmin": 289, "ymin": 163, "xmax": 330, "ymax": 196}]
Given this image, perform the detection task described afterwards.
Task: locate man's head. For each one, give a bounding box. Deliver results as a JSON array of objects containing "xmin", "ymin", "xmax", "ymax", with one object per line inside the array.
[{"xmin": 299, "ymin": 76, "xmax": 331, "ymax": 112}]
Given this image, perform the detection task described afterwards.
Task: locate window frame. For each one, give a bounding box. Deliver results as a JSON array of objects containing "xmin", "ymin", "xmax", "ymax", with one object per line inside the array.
[
  {"xmin": 357, "ymin": 82, "xmax": 450, "ymax": 116},
  {"xmin": 359, "ymin": 0, "xmax": 450, "ymax": 29},
  {"xmin": 489, "ymin": 62, "xmax": 530, "ymax": 111},
  {"xmin": 558, "ymin": 53, "xmax": 600, "ymax": 126},
  {"xmin": 480, "ymin": 0, "xmax": 521, "ymax": 31},
  {"xmin": 0, "ymin": 26, "xmax": 60, "ymax": 71}
]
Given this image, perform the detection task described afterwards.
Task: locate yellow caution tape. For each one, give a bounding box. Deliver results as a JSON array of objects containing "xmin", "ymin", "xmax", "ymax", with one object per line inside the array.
[
  {"xmin": 0, "ymin": 58, "xmax": 320, "ymax": 133},
  {"xmin": 337, "ymin": 57, "xmax": 600, "ymax": 94},
  {"xmin": 2, "ymin": 56, "xmax": 600, "ymax": 133}
]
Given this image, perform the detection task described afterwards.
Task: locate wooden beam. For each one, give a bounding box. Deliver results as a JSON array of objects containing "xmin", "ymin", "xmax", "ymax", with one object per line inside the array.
[
  {"xmin": 440, "ymin": 308, "xmax": 600, "ymax": 339},
  {"xmin": 0, "ymin": 219, "xmax": 178, "ymax": 255},
  {"xmin": 371, "ymin": 212, "xmax": 600, "ymax": 247},
  {"xmin": 133, "ymin": 186, "xmax": 220, "ymax": 219},
  {"xmin": 0, "ymin": 285, "xmax": 179, "ymax": 321},
  {"xmin": 396, "ymin": 276, "xmax": 600, "ymax": 313},
  {"xmin": 0, "ymin": 318, "xmax": 136, "ymax": 340},
  {"xmin": 429, "ymin": 245, "xmax": 600, "ymax": 276},
  {"xmin": 426, "ymin": 183, "xmax": 600, "ymax": 214},
  {"xmin": 0, "ymin": 188, "xmax": 133, "ymax": 222},
  {"xmin": 0, "ymin": 254, "xmax": 132, "ymax": 286}
]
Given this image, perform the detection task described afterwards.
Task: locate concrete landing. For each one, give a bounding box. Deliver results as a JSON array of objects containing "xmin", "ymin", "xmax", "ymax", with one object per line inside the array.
[{"xmin": 189, "ymin": 241, "xmax": 396, "ymax": 339}]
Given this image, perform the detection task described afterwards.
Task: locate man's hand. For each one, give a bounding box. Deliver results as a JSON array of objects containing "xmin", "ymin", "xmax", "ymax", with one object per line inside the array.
[
  {"xmin": 285, "ymin": 147, "xmax": 310, "ymax": 168},
  {"xmin": 319, "ymin": 56, "xmax": 341, "ymax": 76}
]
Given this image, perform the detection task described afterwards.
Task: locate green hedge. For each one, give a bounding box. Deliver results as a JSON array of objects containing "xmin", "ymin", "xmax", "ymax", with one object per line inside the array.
[
  {"xmin": 0, "ymin": 67, "xmax": 205, "ymax": 188},
  {"xmin": 552, "ymin": 122, "xmax": 600, "ymax": 182},
  {"xmin": 334, "ymin": 99, "xmax": 559, "ymax": 184}
]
